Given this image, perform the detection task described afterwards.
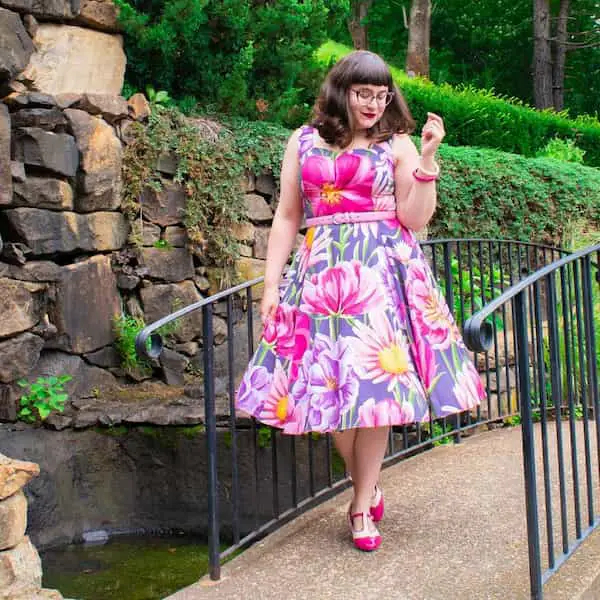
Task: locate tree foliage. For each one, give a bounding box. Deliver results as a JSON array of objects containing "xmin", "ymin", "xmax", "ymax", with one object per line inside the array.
[{"xmin": 115, "ymin": 0, "xmax": 346, "ymax": 125}]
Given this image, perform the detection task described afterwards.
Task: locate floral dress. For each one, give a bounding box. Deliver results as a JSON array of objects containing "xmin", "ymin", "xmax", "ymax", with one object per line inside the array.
[{"xmin": 236, "ymin": 126, "xmax": 485, "ymax": 434}]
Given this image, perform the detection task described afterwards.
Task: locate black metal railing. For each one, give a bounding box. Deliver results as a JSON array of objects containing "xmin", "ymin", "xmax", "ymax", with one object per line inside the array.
[
  {"xmin": 135, "ymin": 238, "xmax": 576, "ymax": 583},
  {"xmin": 464, "ymin": 242, "xmax": 600, "ymax": 599}
]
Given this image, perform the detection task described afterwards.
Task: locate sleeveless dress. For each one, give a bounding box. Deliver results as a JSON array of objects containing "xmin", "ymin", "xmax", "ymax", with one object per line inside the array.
[{"xmin": 235, "ymin": 126, "xmax": 485, "ymax": 434}]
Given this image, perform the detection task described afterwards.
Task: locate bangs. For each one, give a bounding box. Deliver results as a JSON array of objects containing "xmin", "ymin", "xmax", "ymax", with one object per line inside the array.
[{"xmin": 339, "ymin": 51, "xmax": 393, "ymax": 88}]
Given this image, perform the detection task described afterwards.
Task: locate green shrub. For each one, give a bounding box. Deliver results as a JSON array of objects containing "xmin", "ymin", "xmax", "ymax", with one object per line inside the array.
[
  {"xmin": 433, "ymin": 143, "xmax": 600, "ymax": 245},
  {"xmin": 536, "ymin": 137, "xmax": 586, "ymax": 164},
  {"xmin": 317, "ymin": 42, "xmax": 600, "ymax": 168},
  {"xmin": 17, "ymin": 376, "xmax": 72, "ymax": 423},
  {"xmin": 115, "ymin": 0, "xmax": 331, "ymax": 126}
]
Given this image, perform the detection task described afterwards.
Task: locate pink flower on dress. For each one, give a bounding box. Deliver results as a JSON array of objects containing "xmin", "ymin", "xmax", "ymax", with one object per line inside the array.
[
  {"xmin": 259, "ymin": 365, "xmax": 294, "ymax": 427},
  {"xmin": 300, "ymin": 260, "xmax": 382, "ymax": 317},
  {"xmin": 350, "ymin": 310, "xmax": 422, "ymax": 392},
  {"xmin": 263, "ymin": 303, "xmax": 310, "ymax": 362},
  {"xmin": 283, "ymin": 403, "xmax": 307, "ymax": 434},
  {"xmin": 444, "ymin": 360, "xmax": 484, "ymax": 413},
  {"xmin": 406, "ymin": 262, "xmax": 459, "ymax": 350},
  {"xmin": 413, "ymin": 334, "xmax": 439, "ymax": 393},
  {"xmin": 301, "ymin": 153, "xmax": 375, "ymax": 216},
  {"xmin": 358, "ymin": 397, "xmax": 415, "ymax": 427}
]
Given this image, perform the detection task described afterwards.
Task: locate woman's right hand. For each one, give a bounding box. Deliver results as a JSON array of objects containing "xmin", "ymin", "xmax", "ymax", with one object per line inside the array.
[{"xmin": 260, "ymin": 284, "xmax": 280, "ymax": 324}]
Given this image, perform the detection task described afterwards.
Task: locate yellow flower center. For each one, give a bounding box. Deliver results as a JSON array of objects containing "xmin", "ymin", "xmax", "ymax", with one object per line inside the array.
[
  {"xmin": 378, "ymin": 344, "xmax": 409, "ymax": 375},
  {"xmin": 325, "ymin": 377, "xmax": 338, "ymax": 391},
  {"xmin": 276, "ymin": 396, "xmax": 289, "ymax": 422},
  {"xmin": 321, "ymin": 183, "xmax": 342, "ymax": 206},
  {"xmin": 305, "ymin": 227, "xmax": 315, "ymax": 250}
]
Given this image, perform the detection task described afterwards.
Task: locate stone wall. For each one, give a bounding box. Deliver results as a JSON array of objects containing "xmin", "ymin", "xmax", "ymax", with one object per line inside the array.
[
  {"xmin": 0, "ymin": 453, "xmax": 69, "ymax": 599},
  {"xmin": 0, "ymin": 0, "xmax": 281, "ymax": 427}
]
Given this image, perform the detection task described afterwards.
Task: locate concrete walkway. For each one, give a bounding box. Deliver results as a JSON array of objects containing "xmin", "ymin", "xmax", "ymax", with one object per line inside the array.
[{"xmin": 167, "ymin": 424, "xmax": 600, "ymax": 600}]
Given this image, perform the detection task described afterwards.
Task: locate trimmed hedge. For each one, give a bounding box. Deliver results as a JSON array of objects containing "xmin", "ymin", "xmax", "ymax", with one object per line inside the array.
[
  {"xmin": 317, "ymin": 42, "xmax": 600, "ymax": 169},
  {"xmin": 434, "ymin": 144, "xmax": 600, "ymax": 245}
]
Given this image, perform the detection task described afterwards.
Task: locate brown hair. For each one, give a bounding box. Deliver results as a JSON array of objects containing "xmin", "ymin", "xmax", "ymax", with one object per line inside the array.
[{"xmin": 310, "ymin": 51, "xmax": 415, "ymax": 148}]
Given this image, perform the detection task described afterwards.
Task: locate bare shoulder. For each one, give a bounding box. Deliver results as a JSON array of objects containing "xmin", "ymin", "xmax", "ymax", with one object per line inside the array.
[{"xmin": 390, "ymin": 133, "xmax": 418, "ymax": 164}]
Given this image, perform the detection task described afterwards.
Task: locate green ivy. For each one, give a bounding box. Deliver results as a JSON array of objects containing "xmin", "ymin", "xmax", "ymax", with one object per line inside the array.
[{"xmin": 121, "ymin": 106, "xmax": 288, "ymax": 276}]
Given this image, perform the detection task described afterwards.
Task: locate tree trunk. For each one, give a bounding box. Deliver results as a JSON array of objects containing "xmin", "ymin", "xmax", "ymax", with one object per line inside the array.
[
  {"xmin": 533, "ymin": 0, "xmax": 553, "ymax": 109},
  {"xmin": 347, "ymin": 1, "xmax": 372, "ymax": 50},
  {"xmin": 552, "ymin": 0, "xmax": 569, "ymax": 111},
  {"xmin": 405, "ymin": 0, "xmax": 432, "ymax": 78}
]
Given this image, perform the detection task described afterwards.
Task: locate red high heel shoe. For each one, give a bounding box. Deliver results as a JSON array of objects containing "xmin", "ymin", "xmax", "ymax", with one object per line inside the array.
[
  {"xmin": 347, "ymin": 509, "xmax": 382, "ymax": 552},
  {"xmin": 370, "ymin": 485, "xmax": 384, "ymax": 522}
]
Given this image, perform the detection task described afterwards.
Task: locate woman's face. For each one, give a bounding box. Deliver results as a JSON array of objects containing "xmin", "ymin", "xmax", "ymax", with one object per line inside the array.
[{"xmin": 347, "ymin": 84, "xmax": 393, "ymax": 132}]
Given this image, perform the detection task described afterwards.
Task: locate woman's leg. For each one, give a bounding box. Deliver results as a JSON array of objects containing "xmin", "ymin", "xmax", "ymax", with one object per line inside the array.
[
  {"xmin": 331, "ymin": 429, "xmax": 358, "ymax": 478},
  {"xmin": 350, "ymin": 426, "xmax": 389, "ymax": 530}
]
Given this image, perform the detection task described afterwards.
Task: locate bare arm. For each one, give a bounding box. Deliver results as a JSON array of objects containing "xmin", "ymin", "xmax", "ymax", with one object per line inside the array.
[
  {"xmin": 261, "ymin": 129, "xmax": 303, "ymax": 320},
  {"xmin": 393, "ymin": 134, "xmax": 437, "ymax": 232}
]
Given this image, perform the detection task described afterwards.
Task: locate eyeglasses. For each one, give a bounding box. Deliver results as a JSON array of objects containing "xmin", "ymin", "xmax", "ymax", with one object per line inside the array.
[{"xmin": 351, "ymin": 88, "xmax": 394, "ymax": 106}]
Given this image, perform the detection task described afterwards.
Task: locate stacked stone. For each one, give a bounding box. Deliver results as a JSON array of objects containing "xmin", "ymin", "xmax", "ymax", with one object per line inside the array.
[
  {"xmin": 0, "ymin": 453, "xmax": 66, "ymax": 600},
  {"xmin": 0, "ymin": 0, "xmax": 289, "ymax": 427}
]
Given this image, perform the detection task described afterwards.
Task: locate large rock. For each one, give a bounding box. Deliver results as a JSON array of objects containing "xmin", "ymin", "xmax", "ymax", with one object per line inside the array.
[
  {"xmin": 10, "ymin": 108, "xmax": 67, "ymax": 131},
  {"xmin": 3, "ymin": 208, "xmax": 129, "ymax": 254},
  {"xmin": 130, "ymin": 220, "xmax": 160, "ymax": 246},
  {"xmin": 0, "ymin": 536, "xmax": 41, "ymax": 589},
  {"xmin": 12, "ymin": 177, "xmax": 74, "ymax": 210},
  {"xmin": 18, "ymin": 24, "xmax": 126, "ymax": 95},
  {"xmin": 140, "ymin": 281, "xmax": 203, "ymax": 342},
  {"xmin": 11, "ymin": 128, "xmax": 78, "ymax": 177},
  {"xmin": 127, "ymin": 93, "xmax": 150, "ymax": 121},
  {"xmin": 0, "ymin": 8, "xmax": 34, "ymax": 83},
  {"xmin": 76, "ymin": 0, "xmax": 120, "ymax": 32},
  {"xmin": 0, "ymin": 490, "xmax": 27, "ymax": 550},
  {"xmin": 64, "ymin": 109, "xmax": 121, "ymax": 211},
  {"xmin": 0, "ymin": 278, "xmax": 46, "ymax": 338},
  {"xmin": 0, "ymin": 332, "xmax": 44, "ymax": 383},
  {"xmin": 30, "ymin": 351, "xmax": 117, "ymax": 400},
  {"xmin": 235, "ymin": 257, "xmax": 265, "ymax": 299},
  {"xmin": 0, "ymin": 454, "xmax": 39, "ymax": 501},
  {"xmin": 245, "ymin": 193, "xmax": 273, "ymax": 222},
  {"xmin": 139, "ymin": 247, "xmax": 194, "ymax": 282},
  {"xmin": 0, "ymin": 261, "xmax": 62, "ymax": 282},
  {"xmin": 72, "ymin": 93, "xmax": 128, "ymax": 123},
  {"xmin": 0, "ymin": 105, "xmax": 11, "ymax": 206},
  {"xmin": 140, "ymin": 180, "xmax": 186, "ymax": 227},
  {"xmin": 48, "ymin": 255, "xmax": 120, "ymax": 353},
  {"xmin": 0, "ymin": 385, "xmax": 18, "ymax": 421},
  {"xmin": 0, "ymin": 0, "xmax": 79, "ymax": 19}
]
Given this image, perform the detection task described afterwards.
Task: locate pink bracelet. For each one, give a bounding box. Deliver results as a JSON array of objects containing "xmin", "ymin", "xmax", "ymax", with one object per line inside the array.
[{"xmin": 412, "ymin": 168, "xmax": 439, "ymax": 182}]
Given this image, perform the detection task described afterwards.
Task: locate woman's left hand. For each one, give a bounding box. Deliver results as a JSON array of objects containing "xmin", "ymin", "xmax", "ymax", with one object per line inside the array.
[{"xmin": 420, "ymin": 112, "xmax": 445, "ymax": 159}]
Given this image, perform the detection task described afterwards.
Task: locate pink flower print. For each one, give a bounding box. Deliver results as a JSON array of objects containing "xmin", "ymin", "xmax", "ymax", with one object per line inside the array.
[
  {"xmin": 350, "ymin": 311, "xmax": 422, "ymax": 392},
  {"xmin": 391, "ymin": 240, "xmax": 414, "ymax": 265},
  {"xmin": 262, "ymin": 303, "xmax": 310, "ymax": 361},
  {"xmin": 296, "ymin": 226, "xmax": 331, "ymax": 278},
  {"xmin": 444, "ymin": 360, "xmax": 484, "ymax": 412},
  {"xmin": 283, "ymin": 403, "xmax": 307, "ymax": 434},
  {"xmin": 413, "ymin": 334, "xmax": 439, "ymax": 393},
  {"xmin": 236, "ymin": 365, "xmax": 271, "ymax": 414},
  {"xmin": 301, "ymin": 153, "xmax": 375, "ymax": 217},
  {"xmin": 352, "ymin": 194, "xmax": 398, "ymax": 239},
  {"xmin": 358, "ymin": 397, "xmax": 415, "ymax": 427},
  {"xmin": 259, "ymin": 365, "xmax": 294, "ymax": 427},
  {"xmin": 300, "ymin": 260, "xmax": 382, "ymax": 317},
  {"xmin": 406, "ymin": 262, "xmax": 458, "ymax": 350}
]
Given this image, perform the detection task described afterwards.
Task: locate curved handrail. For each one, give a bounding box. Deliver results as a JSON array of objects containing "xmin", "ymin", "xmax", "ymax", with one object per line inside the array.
[
  {"xmin": 135, "ymin": 238, "xmax": 573, "ymax": 360},
  {"xmin": 463, "ymin": 242, "xmax": 600, "ymax": 353}
]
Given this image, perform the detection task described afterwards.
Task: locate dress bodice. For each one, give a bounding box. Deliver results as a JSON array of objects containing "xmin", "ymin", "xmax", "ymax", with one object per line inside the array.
[{"xmin": 298, "ymin": 126, "xmax": 396, "ymax": 220}]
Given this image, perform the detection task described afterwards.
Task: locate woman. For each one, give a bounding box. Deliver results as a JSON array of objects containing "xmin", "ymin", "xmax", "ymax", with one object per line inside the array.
[{"xmin": 236, "ymin": 51, "xmax": 484, "ymax": 552}]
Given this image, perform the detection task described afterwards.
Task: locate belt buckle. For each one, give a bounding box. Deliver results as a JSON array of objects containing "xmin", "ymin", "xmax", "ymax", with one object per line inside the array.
[{"xmin": 332, "ymin": 212, "xmax": 346, "ymax": 225}]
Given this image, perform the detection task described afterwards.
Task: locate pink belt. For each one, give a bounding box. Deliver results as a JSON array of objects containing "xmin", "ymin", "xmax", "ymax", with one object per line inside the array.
[{"xmin": 305, "ymin": 210, "xmax": 397, "ymax": 227}]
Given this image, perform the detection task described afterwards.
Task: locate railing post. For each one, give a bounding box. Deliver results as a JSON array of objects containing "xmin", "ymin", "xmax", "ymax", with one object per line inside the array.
[
  {"xmin": 515, "ymin": 291, "xmax": 543, "ymax": 599},
  {"xmin": 203, "ymin": 303, "xmax": 220, "ymax": 580}
]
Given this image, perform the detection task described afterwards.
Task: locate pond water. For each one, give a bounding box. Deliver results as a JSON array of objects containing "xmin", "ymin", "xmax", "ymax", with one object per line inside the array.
[{"xmin": 41, "ymin": 535, "xmax": 211, "ymax": 600}]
